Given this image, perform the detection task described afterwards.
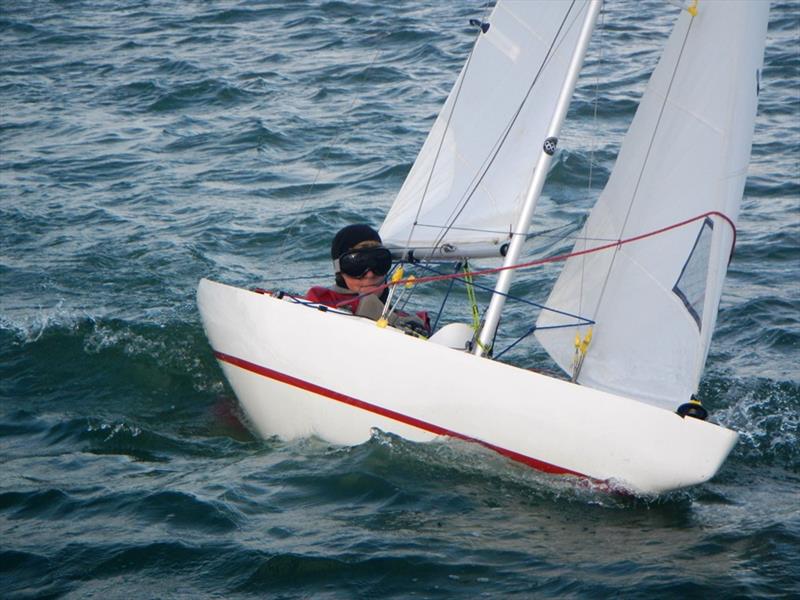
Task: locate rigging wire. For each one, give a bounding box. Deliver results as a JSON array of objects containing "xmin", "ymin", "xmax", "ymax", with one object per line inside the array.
[
  {"xmin": 579, "ymin": 2, "xmax": 606, "ymax": 324},
  {"xmin": 405, "ymin": 221, "xmax": 569, "ymax": 237},
  {"xmin": 412, "ymin": 261, "xmax": 592, "ymax": 322},
  {"xmin": 430, "ymin": 262, "xmax": 462, "ymax": 333},
  {"xmin": 401, "ymin": 43, "xmax": 477, "ymax": 258},
  {"xmin": 285, "ymin": 211, "xmax": 735, "ymax": 358},
  {"xmin": 588, "ymin": 11, "xmax": 698, "ymax": 324},
  {"xmin": 273, "ymin": 209, "xmax": 735, "ymax": 317},
  {"xmin": 346, "ymin": 210, "xmax": 737, "ymax": 305},
  {"xmin": 400, "ymin": 4, "xmax": 493, "ymax": 259},
  {"xmin": 569, "ymin": 1, "xmax": 607, "ymax": 382},
  {"xmin": 428, "ymin": 1, "xmax": 583, "ymax": 254}
]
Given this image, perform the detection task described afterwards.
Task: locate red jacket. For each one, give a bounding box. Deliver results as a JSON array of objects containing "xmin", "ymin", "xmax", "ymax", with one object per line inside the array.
[
  {"xmin": 305, "ymin": 285, "xmax": 430, "ymax": 333},
  {"xmin": 305, "ymin": 286, "xmax": 362, "ymax": 311}
]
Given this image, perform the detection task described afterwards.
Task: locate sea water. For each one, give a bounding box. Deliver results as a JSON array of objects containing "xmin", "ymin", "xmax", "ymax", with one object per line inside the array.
[{"xmin": 1, "ymin": 1, "xmax": 798, "ymax": 598}]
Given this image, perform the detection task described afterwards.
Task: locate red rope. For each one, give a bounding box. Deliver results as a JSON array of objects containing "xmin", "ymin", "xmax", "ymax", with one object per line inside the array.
[{"xmin": 334, "ymin": 210, "xmax": 736, "ymax": 307}]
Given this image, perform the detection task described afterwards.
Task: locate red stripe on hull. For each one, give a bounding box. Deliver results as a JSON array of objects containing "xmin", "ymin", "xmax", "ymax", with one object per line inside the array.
[{"xmin": 214, "ymin": 350, "xmax": 598, "ymax": 482}]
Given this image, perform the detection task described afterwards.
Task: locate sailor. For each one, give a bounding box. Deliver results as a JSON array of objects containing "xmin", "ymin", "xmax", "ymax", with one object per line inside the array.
[{"xmin": 306, "ymin": 224, "xmax": 430, "ymax": 334}]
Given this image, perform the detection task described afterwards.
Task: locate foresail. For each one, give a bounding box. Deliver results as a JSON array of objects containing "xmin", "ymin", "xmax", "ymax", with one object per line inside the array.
[
  {"xmin": 380, "ymin": 0, "xmax": 593, "ymax": 259},
  {"xmin": 535, "ymin": 1, "xmax": 769, "ymax": 410}
]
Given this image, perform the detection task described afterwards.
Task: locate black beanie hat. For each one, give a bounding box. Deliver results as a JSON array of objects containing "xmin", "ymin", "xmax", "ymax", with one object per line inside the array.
[{"xmin": 330, "ymin": 224, "xmax": 382, "ymax": 261}]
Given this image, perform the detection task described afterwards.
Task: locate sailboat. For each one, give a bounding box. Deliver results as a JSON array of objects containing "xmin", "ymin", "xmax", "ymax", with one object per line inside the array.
[{"xmin": 197, "ymin": 0, "xmax": 770, "ymax": 495}]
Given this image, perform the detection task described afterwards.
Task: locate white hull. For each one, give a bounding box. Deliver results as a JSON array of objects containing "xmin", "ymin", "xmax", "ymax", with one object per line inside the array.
[{"xmin": 197, "ymin": 278, "xmax": 738, "ymax": 495}]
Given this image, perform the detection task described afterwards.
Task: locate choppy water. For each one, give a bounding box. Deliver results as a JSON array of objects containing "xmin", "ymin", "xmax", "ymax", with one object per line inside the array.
[{"xmin": 2, "ymin": 1, "xmax": 798, "ymax": 598}]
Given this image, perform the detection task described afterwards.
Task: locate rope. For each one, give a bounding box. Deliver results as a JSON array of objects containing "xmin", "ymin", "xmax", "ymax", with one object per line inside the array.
[
  {"xmin": 493, "ymin": 325, "xmax": 537, "ymax": 360},
  {"xmin": 336, "ymin": 210, "xmax": 736, "ymax": 306},
  {"xmin": 463, "ymin": 263, "xmax": 481, "ymax": 333},
  {"xmin": 411, "ymin": 261, "xmax": 593, "ymax": 325},
  {"xmin": 581, "ymin": 3, "xmax": 606, "ymax": 326},
  {"xmin": 462, "ymin": 262, "xmax": 491, "ymax": 353},
  {"xmin": 590, "ymin": 13, "xmax": 697, "ymax": 322},
  {"xmin": 430, "ymin": 262, "xmax": 462, "ymax": 333}
]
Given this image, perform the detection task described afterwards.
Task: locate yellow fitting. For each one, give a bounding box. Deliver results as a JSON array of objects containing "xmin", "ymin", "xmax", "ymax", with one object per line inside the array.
[
  {"xmin": 577, "ymin": 328, "xmax": 593, "ymax": 353},
  {"xmin": 391, "ymin": 266, "xmax": 405, "ymax": 284},
  {"xmin": 687, "ymin": 0, "xmax": 698, "ymax": 17},
  {"xmin": 574, "ymin": 333, "xmax": 582, "ymax": 349},
  {"xmin": 376, "ymin": 318, "xmax": 389, "ymax": 328},
  {"xmin": 404, "ymin": 275, "xmax": 416, "ymax": 289}
]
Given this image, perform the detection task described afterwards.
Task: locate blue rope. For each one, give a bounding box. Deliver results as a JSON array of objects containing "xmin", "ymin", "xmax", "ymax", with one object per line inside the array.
[
  {"xmin": 493, "ymin": 322, "xmax": 590, "ymax": 360},
  {"xmin": 413, "ymin": 262, "xmax": 594, "ymax": 326},
  {"xmin": 493, "ymin": 326, "xmax": 538, "ymax": 360},
  {"xmin": 431, "ymin": 262, "xmax": 462, "ymax": 333}
]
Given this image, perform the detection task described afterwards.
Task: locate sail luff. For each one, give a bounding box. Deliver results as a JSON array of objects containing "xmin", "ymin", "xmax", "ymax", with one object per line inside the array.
[{"xmin": 475, "ymin": 0, "xmax": 602, "ymax": 355}]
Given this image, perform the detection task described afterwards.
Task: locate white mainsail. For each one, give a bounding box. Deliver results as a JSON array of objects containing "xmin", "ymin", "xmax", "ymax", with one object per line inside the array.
[
  {"xmin": 380, "ymin": 0, "xmax": 594, "ymax": 259},
  {"xmin": 535, "ymin": 2, "xmax": 770, "ymax": 410}
]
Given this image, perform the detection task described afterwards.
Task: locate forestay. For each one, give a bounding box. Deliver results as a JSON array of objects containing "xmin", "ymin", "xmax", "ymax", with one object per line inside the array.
[
  {"xmin": 535, "ymin": 2, "xmax": 770, "ymax": 410},
  {"xmin": 380, "ymin": 0, "xmax": 593, "ymax": 259}
]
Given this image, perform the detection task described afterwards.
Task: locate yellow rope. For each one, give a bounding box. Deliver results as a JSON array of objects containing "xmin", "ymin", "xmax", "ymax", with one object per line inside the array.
[{"xmin": 463, "ymin": 263, "xmax": 490, "ymax": 353}]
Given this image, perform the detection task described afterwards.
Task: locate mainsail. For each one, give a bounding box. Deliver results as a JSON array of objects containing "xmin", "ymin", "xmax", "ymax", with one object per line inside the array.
[
  {"xmin": 380, "ymin": 0, "xmax": 594, "ymax": 259},
  {"xmin": 536, "ymin": 2, "xmax": 770, "ymax": 410}
]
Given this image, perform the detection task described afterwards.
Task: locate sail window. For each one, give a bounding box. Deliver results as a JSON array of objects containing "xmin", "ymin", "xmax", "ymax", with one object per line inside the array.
[{"xmin": 672, "ymin": 218, "xmax": 714, "ymax": 330}]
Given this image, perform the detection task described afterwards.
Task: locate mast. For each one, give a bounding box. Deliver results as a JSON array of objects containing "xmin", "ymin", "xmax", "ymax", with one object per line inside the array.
[{"xmin": 474, "ymin": 0, "xmax": 602, "ymax": 356}]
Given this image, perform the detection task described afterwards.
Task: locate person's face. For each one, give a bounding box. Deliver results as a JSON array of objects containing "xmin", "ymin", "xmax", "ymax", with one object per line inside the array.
[
  {"xmin": 341, "ymin": 269, "xmax": 384, "ymax": 295},
  {"xmin": 339, "ymin": 240, "xmax": 386, "ymax": 294}
]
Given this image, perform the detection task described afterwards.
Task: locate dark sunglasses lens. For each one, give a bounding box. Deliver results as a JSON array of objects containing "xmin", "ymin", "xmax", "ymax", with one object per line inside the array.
[
  {"xmin": 339, "ymin": 247, "xmax": 392, "ymax": 277},
  {"xmin": 339, "ymin": 255, "xmax": 363, "ymax": 276},
  {"xmin": 369, "ymin": 248, "xmax": 392, "ymax": 275}
]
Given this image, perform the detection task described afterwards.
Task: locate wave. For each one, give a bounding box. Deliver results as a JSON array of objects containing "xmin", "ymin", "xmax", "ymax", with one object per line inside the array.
[
  {"xmin": 0, "ymin": 314, "xmax": 223, "ymax": 420},
  {"xmin": 146, "ymin": 78, "xmax": 257, "ymax": 113},
  {"xmin": 701, "ymin": 373, "xmax": 799, "ymax": 471}
]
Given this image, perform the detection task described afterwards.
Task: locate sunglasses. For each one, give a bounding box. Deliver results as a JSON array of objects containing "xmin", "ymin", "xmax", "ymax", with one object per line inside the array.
[{"xmin": 336, "ymin": 246, "xmax": 393, "ymax": 278}]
